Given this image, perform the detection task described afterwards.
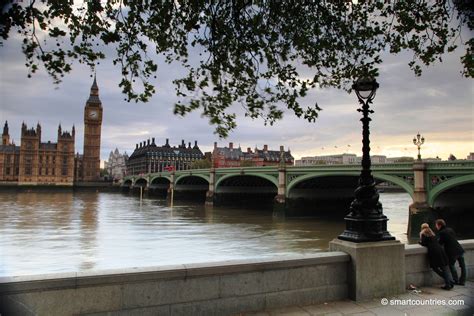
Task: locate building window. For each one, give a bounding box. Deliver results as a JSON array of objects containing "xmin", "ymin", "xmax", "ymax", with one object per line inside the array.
[{"xmin": 25, "ymin": 156, "xmax": 32, "ymax": 175}]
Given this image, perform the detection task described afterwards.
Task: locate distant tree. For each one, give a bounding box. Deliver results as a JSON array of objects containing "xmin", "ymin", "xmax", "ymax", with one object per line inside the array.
[
  {"xmin": 240, "ymin": 160, "xmax": 255, "ymax": 167},
  {"xmin": 0, "ymin": 1, "xmax": 472, "ymax": 136},
  {"xmin": 395, "ymin": 157, "xmax": 415, "ymax": 163},
  {"xmin": 448, "ymin": 154, "xmax": 457, "ymax": 161},
  {"xmin": 100, "ymin": 168, "xmax": 109, "ymax": 177},
  {"xmin": 100, "ymin": 168, "xmax": 111, "ymax": 181},
  {"xmin": 190, "ymin": 159, "xmax": 212, "ymax": 169}
]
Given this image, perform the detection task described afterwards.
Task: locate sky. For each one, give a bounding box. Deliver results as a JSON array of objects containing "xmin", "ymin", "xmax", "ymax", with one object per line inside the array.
[{"xmin": 0, "ymin": 29, "xmax": 473, "ymax": 163}]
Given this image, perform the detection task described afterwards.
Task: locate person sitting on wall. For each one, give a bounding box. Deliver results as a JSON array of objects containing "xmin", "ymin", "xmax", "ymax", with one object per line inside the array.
[
  {"xmin": 435, "ymin": 219, "xmax": 466, "ymax": 286},
  {"xmin": 419, "ymin": 223, "xmax": 454, "ymax": 290}
]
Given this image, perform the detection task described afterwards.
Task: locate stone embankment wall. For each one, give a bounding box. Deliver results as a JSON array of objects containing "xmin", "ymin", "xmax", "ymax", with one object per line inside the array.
[
  {"xmin": 1, "ymin": 240, "xmax": 473, "ymax": 316},
  {"xmin": 405, "ymin": 239, "xmax": 474, "ymax": 287},
  {"xmin": 0, "ymin": 253, "xmax": 349, "ymax": 315}
]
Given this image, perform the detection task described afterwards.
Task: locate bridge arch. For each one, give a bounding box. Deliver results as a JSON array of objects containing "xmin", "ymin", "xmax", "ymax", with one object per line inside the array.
[
  {"xmin": 134, "ymin": 177, "xmax": 148, "ymax": 187},
  {"xmin": 286, "ymin": 172, "xmax": 360, "ymax": 195},
  {"xmin": 215, "ymin": 173, "xmax": 278, "ymax": 190},
  {"xmin": 287, "ymin": 172, "xmax": 414, "ymax": 197},
  {"xmin": 150, "ymin": 175, "xmax": 172, "ymax": 183},
  {"xmin": 428, "ymin": 174, "xmax": 474, "ymax": 206},
  {"xmin": 175, "ymin": 174, "xmax": 210, "ymax": 185},
  {"xmin": 372, "ymin": 173, "xmax": 414, "ymax": 198},
  {"xmin": 122, "ymin": 179, "xmax": 133, "ymax": 187}
]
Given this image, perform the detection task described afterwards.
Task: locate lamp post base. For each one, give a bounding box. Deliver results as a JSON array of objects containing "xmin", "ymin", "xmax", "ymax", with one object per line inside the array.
[
  {"xmin": 329, "ymin": 238, "xmax": 405, "ymax": 300},
  {"xmin": 338, "ymin": 215, "xmax": 395, "ymax": 243}
]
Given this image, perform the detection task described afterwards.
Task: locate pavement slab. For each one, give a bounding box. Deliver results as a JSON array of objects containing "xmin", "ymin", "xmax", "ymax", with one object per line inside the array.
[{"xmin": 242, "ymin": 281, "xmax": 473, "ymax": 316}]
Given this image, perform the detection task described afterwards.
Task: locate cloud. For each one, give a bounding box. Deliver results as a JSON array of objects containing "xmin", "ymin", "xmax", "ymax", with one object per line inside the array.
[{"xmin": 1, "ymin": 34, "xmax": 472, "ymax": 162}]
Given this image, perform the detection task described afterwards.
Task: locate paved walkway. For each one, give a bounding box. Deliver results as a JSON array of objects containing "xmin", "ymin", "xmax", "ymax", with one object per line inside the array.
[{"xmin": 243, "ymin": 281, "xmax": 473, "ymax": 316}]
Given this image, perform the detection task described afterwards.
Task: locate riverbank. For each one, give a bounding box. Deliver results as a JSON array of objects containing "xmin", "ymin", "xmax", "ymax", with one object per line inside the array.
[{"xmin": 0, "ymin": 181, "xmax": 120, "ymax": 192}]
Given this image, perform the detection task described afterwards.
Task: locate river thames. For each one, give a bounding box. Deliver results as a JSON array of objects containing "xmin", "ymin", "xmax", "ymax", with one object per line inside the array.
[{"xmin": 0, "ymin": 191, "xmax": 413, "ymax": 277}]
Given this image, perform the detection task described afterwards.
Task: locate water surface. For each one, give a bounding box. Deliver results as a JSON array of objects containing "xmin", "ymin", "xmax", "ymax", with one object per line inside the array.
[{"xmin": 0, "ymin": 191, "xmax": 412, "ymax": 276}]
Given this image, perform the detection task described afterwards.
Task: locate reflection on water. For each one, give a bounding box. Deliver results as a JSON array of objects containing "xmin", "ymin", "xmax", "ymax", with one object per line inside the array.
[{"xmin": 0, "ymin": 191, "xmax": 412, "ymax": 276}]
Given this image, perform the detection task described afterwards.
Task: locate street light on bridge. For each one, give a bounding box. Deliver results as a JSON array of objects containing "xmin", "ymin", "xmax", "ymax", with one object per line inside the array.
[
  {"xmin": 337, "ymin": 77, "xmax": 395, "ymax": 243},
  {"xmin": 413, "ymin": 132, "xmax": 425, "ymax": 161}
]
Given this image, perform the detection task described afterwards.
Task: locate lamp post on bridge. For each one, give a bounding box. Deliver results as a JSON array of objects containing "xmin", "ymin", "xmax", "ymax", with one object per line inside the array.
[
  {"xmin": 413, "ymin": 132, "xmax": 425, "ymax": 161},
  {"xmin": 337, "ymin": 77, "xmax": 395, "ymax": 243}
]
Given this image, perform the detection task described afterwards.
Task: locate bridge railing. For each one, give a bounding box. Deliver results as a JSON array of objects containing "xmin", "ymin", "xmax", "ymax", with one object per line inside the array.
[
  {"xmin": 424, "ymin": 160, "xmax": 474, "ymax": 170},
  {"xmin": 289, "ymin": 163, "xmax": 413, "ymax": 171}
]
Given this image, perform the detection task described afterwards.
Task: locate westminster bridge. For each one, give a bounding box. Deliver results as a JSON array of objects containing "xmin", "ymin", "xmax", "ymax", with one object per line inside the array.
[{"xmin": 122, "ymin": 161, "xmax": 474, "ymax": 237}]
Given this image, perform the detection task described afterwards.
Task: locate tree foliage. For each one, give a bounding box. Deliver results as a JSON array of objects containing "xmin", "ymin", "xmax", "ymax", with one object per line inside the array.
[
  {"xmin": 190, "ymin": 158, "xmax": 211, "ymax": 170},
  {"xmin": 240, "ymin": 160, "xmax": 255, "ymax": 167},
  {"xmin": 1, "ymin": 1, "xmax": 472, "ymax": 137}
]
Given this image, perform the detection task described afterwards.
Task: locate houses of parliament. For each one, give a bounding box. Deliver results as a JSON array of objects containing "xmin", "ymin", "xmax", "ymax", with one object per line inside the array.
[{"xmin": 0, "ymin": 77, "xmax": 103, "ymax": 185}]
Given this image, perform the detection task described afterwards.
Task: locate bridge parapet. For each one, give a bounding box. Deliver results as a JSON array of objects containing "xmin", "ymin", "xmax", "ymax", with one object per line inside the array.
[{"xmin": 424, "ymin": 160, "xmax": 474, "ymax": 169}]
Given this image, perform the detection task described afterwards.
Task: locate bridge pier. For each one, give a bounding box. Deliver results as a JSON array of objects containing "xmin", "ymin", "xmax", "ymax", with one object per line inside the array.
[
  {"xmin": 205, "ymin": 168, "xmax": 215, "ymax": 206},
  {"xmin": 408, "ymin": 161, "xmax": 435, "ymax": 238},
  {"xmin": 273, "ymin": 165, "xmax": 286, "ymax": 214},
  {"xmin": 166, "ymin": 172, "xmax": 175, "ymax": 204}
]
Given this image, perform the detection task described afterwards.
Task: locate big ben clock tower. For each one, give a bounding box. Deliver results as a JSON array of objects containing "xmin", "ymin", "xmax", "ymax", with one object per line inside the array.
[{"xmin": 82, "ymin": 75, "xmax": 103, "ymax": 181}]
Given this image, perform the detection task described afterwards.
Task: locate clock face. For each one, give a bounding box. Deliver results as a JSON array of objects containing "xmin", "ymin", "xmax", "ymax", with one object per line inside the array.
[{"xmin": 89, "ymin": 110, "xmax": 98, "ymax": 119}]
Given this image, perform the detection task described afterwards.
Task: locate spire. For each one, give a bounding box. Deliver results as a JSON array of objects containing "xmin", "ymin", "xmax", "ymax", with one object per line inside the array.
[
  {"xmin": 87, "ymin": 73, "xmax": 102, "ymax": 105},
  {"xmin": 91, "ymin": 73, "xmax": 99, "ymax": 96},
  {"xmin": 2, "ymin": 121, "xmax": 8, "ymax": 136}
]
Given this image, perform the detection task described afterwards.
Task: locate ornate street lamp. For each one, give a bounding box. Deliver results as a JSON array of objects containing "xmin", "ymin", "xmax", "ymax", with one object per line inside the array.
[
  {"xmin": 413, "ymin": 133, "xmax": 425, "ymax": 161},
  {"xmin": 338, "ymin": 77, "xmax": 395, "ymax": 242}
]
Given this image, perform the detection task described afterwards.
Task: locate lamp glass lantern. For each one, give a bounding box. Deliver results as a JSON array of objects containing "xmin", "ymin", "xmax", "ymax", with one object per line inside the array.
[{"xmin": 352, "ymin": 77, "xmax": 379, "ymax": 100}]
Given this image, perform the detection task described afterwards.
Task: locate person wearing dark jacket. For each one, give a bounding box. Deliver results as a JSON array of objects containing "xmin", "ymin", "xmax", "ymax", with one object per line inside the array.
[
  {"xmin": 419, "ymin": 223, "xmax": 454, "ymax": 290},
  {"xmin": 436, "ymin": 219, "xmax": 466, "ymax": 286}
]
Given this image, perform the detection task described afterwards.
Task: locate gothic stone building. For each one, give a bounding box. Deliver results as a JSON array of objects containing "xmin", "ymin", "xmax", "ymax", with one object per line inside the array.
[
  {"xmin": 0, "ymin": 121, "xmax": 75, "ymax": 185},
  {"xmin": 104, "ymin": 148, "xmax": 129, "ymax": 180},
  {"xmin": 127, "ymin": 138, "xmax": 204, "ymax": 175},
  {"xmin": 0, "ymin": 77, "xmax": 103, "ymax": 185}
]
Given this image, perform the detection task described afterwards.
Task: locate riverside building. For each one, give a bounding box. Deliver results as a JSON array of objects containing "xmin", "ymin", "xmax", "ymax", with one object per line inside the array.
[
  {"xmin": 104, "ymin": 148, "xmax": 129, "ymax": 180},
  {"xmin": 0, "ymin": 121, "xmax": 75, "ymax": 185},
  {"xmin": 212, "ymin": 142, "xmax": 294, "ymax": 168},
  {"xmin": 126, "ymin": 138, "xmax": 204, "ymax": 175},
  {"xmin": 0, "ymin": 77, "xmax": 103, "ymax": 185}
]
